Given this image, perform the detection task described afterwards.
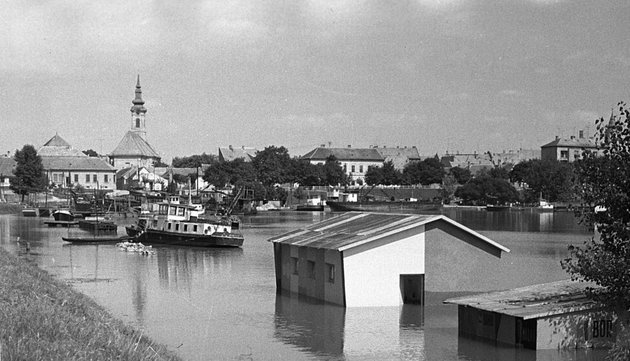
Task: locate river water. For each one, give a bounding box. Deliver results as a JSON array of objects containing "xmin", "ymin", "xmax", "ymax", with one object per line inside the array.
[{"xmin": 0, "ymin": 209, "xmax": 608, "ymax": 360}]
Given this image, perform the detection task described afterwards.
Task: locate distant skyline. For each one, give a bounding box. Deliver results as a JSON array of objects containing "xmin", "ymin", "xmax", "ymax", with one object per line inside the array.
[{"xmin": 2, "ymin": 1, "xmax": 630, "ymax": 162}]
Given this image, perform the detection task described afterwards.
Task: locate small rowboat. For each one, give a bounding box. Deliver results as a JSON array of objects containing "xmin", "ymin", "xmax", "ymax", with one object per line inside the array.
[{"xmin": 61, "ymin": 235, "xmax": 135, "ymax": 244}]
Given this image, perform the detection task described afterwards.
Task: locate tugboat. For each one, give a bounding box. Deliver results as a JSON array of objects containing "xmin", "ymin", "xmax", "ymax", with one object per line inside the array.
[{"xmin": 126, "ymin": 201, "xmax": 244, "ymax": 248}]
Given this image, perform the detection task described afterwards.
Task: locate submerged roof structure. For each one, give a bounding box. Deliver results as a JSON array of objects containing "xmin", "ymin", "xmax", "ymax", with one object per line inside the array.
[
  {"xmin": 268, "ymin": 211, "xmax": 510, "ymax": 253},
  {"xmin": 444, "ymin": 279, "xmax": 602, "ymax": 320}
]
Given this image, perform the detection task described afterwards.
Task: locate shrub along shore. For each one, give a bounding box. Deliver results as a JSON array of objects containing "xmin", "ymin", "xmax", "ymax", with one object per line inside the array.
[{"xmin": 0, "ymin": 247, "xmax": 183, "ymax": 361}]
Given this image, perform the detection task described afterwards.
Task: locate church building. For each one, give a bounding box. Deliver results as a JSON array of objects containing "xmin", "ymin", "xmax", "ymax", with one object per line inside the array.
[{"xmin": 109, "ymin": 76, "xmax": 161, "ymax": 169}]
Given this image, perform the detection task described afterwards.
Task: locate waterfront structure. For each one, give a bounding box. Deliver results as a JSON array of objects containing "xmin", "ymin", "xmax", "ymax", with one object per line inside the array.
[
  {"xmin": 109, "ymin": 76, "xmax": 161, "ymax": 169},
  {"xmin": 541, "ymin": 131, "xmax": 600, "ymax": 162},
  {"xmin": 373, "ymin": 146, "xmax": 422, "ymax": 171},
  {"xmin": 218, "ymin": 145, "xmax": 257, "ymax": 162},
  {"xmin": 269, "ymin": 212, "xmax": 509, "ymax": 307},
  {"xmin": 116, "ymin": 166, "xmax": 167, "ymax": 191},
  {"xmin": 301, "ymin": 146, "xmax": 384, "ymax": 185},
  {"xmin": 39, "ymin": 134, "xmax": 117, "ymax": 190},
  {"xmin": 444, "ymin": 280, "xmax": 615, "ymax": 350}
]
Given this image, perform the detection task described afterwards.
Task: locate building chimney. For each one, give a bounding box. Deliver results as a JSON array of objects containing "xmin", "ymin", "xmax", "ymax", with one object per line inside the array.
[
  {"xmin": 555, "ymin": 136, "xmax": 559, "ymax": 140},
  {"xmin": 347, "ymin": 145, "xmax": 351, "ymax": 148}
]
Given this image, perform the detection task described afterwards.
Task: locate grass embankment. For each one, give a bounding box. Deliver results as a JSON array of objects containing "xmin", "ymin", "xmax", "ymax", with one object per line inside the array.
[{"xmin": 0, "ymin": 248, "xmax": 183, "ymax": 361}]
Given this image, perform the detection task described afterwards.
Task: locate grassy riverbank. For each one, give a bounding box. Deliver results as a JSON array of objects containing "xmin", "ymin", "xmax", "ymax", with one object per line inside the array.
[
  {"xmin": 0, "ymin": 248, "xmax": 183, "ymax": 361},
  {"xmin": 0, "ymin": 203, "xmax": 23, "ymax": 215}
]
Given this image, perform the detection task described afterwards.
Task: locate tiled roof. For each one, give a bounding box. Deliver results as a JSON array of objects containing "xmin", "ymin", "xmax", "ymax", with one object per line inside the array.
[
  {"xmin": 41, "ymin": 156, "xmax": 116, "ymax": 171},
  {"xmin": 375, "ymin": 147, "xmax": 422, "ymax": 169},
  {"xmin": 110, "ymin": 131, "xmax": 160, "ymax": 158},
  {"xmin": 444, "ymin": 280, "xmax": 602, "ymax": 320},
  {"xmin": 43, "ymin": 134, "xmax": 71, "ymax": 147},
  {"xmin": 39, "ymin": 134, "xmax": 87, "ymax": 157},
  {"xmin": 541, "ymin": 137, "xmax": 598, "ymax": 149},
  {"xmin": 218, "ymin": 147, "xmax": 257, "ymax": 162},
  {"xmin": 268, "ymin": 211, "xmax": 509, "ymax": 253},
  {"xmin": 302, "ymin": 147, "xmax": 384, "ymax": 162},
  {"xmin": 0, "ymin": 157, "xmax": 16, "ymax": 176}
]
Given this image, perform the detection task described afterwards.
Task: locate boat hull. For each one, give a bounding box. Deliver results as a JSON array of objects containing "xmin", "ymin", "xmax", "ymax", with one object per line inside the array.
[
  {"xmin": 62, "ymin": 235, "xmax": 133, "ymax": 244},
  {"xmin": 296, "ymin": 205, "xmax": 325, "ymax": 212},
  {"xmin": 327, "ymin": 201, "xmax": 441, "ymax": 213},
  {"xmin": 135, "ymin": 229, "xmax": 244, "ymax": 248}
]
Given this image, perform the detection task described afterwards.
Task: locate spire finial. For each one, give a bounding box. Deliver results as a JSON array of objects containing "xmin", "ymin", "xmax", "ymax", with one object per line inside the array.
[{"xmin": 136, "ymin": 74, "xmax": 141, "ymax": 88}]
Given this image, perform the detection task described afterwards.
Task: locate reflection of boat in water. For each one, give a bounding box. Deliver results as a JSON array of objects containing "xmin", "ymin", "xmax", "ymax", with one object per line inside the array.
[
  {"xmin": 296, "ymin": 195, "xmax": 325, "ymax": 212},
  {"xmin": 126, "ymin": 201, "xmax": 244, "ymax": 248},
  {"xmin": 536, "ymin": 200, "xmax": 554, "ymax": 212},
  {"xmin": 62, "ymin": 235, "xmax": 133, "ymax": 244},
  {"xmin": 327, "ymin": 200, "xmax": 441, "ymax": 213}
]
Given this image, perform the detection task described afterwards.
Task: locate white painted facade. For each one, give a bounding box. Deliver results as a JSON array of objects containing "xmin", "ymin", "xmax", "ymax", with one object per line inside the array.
[{"xmin": 343, "ymin": 231, "xmax": 425, "ymax": 307}]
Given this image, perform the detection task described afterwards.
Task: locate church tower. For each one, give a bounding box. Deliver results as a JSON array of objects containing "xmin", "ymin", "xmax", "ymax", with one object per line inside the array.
[{"xmin": 130, "ymin": 75, "xmax": 147, "ymax": 139}]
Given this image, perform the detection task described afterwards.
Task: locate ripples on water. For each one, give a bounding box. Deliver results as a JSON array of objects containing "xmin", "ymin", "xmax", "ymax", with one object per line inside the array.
[{"xmin": 0, "ymin": 210, "xmax": 606, "ymax": 361}]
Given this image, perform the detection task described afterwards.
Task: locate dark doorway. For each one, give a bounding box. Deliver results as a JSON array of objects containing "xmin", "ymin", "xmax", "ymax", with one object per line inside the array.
[{"xmin": 400, "ymin": 274, "xmax": 424, "ymax": 305}]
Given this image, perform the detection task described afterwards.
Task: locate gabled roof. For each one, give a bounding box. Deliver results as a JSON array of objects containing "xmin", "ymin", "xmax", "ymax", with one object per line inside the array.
[
  {"xmin": 39, "ymin": 134, "xmax": 86, "ymax": 157},
  {"xmin": 41, "ymin": 156, "xmax": 116, "ymax": 172},
  {"xmin": 541, "ymin": 137, "xmax": 598, "ymax": 149},
  {"xmin": 218, "ymin": 146, "xmax": 257, "ymax": 162},
  {"xmin": 444, "ymin": 280, "xmax": 602, "ymax": 320},
  {"xmin": 375, "ymin": 147, "xmax": 422, "ymax": 170},
  {"xmin": 0, "ymin": 157, "xmax": 16, "ymax": 176},
  {"xmin": 268, "ymin": 211, "xmax": 510, "ymax": 253},
  {"xmin": 110, "ymin": 131, "xmax": 160, "ymax": 158},
  {"xmin": 302, "ymin": 147, "xmax": 384, "ymax": 162}
]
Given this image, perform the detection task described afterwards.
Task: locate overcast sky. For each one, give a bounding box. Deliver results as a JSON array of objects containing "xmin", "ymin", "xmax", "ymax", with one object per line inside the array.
[{"xmin": 2, "ymin": 0, "xmax": 630, "ymax": 161}]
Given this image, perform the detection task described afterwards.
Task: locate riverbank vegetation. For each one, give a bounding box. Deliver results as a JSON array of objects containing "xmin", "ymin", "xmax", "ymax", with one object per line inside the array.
[
  {"xmin": 562, "ymin": 101, "xmax": 630, "ymax": 360},
  {"xmin": 0, "ymin": 248, "xmax": 182, "ymax": 361}
]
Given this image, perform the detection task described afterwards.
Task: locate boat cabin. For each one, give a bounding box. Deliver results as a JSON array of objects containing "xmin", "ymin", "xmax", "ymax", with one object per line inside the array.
[{"xmin": 148, "ymin": 202, "xmax": 236, "ymax": 236}]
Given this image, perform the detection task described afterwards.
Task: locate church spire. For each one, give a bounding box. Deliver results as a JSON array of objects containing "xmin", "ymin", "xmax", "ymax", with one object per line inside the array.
[{"xmin": 130, "ymin": 75, "xmax": 147, "ymax": 139}]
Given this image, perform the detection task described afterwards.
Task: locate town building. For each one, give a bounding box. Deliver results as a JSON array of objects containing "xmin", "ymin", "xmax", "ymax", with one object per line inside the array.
[
  {"xmin": 218, "ymin": 146, "xmax": 257, "ymax": 162},
  {"xmin": 489, "ymin": 149, "xmax": 540, "ymax": 166},
  {"xmin": 109, "ymin": 76, "xmax": 161, "ymax": 169},
  {"xmin": 39, "ymin": 134, "xmax": 117, "ymax": 190},
  {"xmin": 373, "ymin": 145, "xmax": 422, "ymax": 171},
  {"xmin": 269, "ymin": 212, "xmax": 509, "ymax": 307},
  {"xmin": 440, "ymin": 151, "xmax": 494, "ymax": 175},
  {"xmin": 0, "ymin": 157, "xmax": 16, "ymax": 202},
  {"xmin": 301, "ymin": 146, "xmax": 384, "ymax": 185},
  {"xmin": 444, "ymin": 280, "xmax": 615, "ymax": 350},
  {"xmin": 541, "ymin": 131, "xmax": 600, "ymax": 162}
]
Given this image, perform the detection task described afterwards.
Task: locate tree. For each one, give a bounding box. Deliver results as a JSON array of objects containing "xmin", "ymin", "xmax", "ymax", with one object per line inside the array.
[
  {"xmin": 322, "ymin": 155, "xmax": 347, "ymax": 186},
  {"xmin": 403, "ymin": 158, "xmax": 444, "ymax": 185},
  {"xmin": 562, "ymin": 102, "xmax": 630, "ymax": 358},
  {"xmin": 364, "ymin": 161, "xmax": 401, "ymax": 186},
  {"xmin": 509, "ymin": 159, "xmax": 575, "ymax": 203},
  {"xmin": 454, "ymin": 175, "xmax": 519, "ymax": 205},
  {"xmin": 172, "ymin": 153, "xmax": 217, "ymax": 168},
  {"xmin": 82, "ymin": 149, "xmax": 99, "ymax": 157},
  {"xmin": 450, "ymin": 166, "xmax": 472, "ymax": 184},
  {"xmin": 252, "ymin": 146, "xmax": 292, "ymax": 186},
  {"xmin": 203, "ymin": 158, "xmax": 255, "ymax": 188},
  {"xmin": 11, "ymin": 145, "xmax": 47, "ymax": 202}
]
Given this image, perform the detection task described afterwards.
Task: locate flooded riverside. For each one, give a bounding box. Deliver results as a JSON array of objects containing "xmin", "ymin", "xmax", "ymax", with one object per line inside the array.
[{"xmin": 0, "ymin": 209, "xmax": 608, "ymax": 360}]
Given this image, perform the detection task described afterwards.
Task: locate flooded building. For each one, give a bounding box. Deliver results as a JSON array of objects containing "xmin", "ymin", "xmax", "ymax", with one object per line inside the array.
[
  {"xmin": 444, "ymin": 280, "xmax": 616, "ymax": 349},
  {"xmin": 269, "ymin": 212, "xmax": 510, "ymax": 307}
]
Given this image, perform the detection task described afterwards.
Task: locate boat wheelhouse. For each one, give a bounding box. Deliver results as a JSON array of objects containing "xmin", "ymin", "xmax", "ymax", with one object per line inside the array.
[{"xmin": 127, "ymin": 201, "xmax": 243, "ymax": 248}]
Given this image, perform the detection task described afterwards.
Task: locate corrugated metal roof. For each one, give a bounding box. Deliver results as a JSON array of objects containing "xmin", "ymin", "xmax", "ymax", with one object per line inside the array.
[
  {"xmin": 41, "ymin": 156, "xmax": 116, "ymax": 171},
  {"xmin": 444, "ymin": 280, "xmax": 603, "ymax": 320},
  {"xmin": 110, "ymin": 131, "xmax": 160, "ymax": 158},
  {"xmin": 301, "ymin": 147, "xmax": 384, "ymax": 162},
  {"xmin": 268, "ymin": 211, "xmax": 510, "ymax": 253}
]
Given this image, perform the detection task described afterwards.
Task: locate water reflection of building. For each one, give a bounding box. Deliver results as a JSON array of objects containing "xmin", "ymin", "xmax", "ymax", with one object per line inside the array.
[
  {"xmin": 274, "ymin": 293, "xmax": 426, "ymax": 359},
  {"xmin": 0, "ymin": 216, "xmax": 9, "ymax": 244}
]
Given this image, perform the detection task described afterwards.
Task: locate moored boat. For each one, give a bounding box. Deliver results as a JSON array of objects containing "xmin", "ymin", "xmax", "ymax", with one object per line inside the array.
[
  {"xmin": 126, "ymin": 201, "xmax": 244, "ymax": 248},
  {"xmin": 62, "ymin": 235, "xmax": 134, "ymax": 244},
  {"xmin": 52, "ymin": 209, "xmax": 74, "ymax": 221},
  {"xmin": 296, "ymin": 195, "xmax": 325, "ymax": 212}
]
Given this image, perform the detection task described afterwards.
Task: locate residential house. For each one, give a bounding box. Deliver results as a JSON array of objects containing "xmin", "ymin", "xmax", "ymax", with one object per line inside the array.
[
  {"xmin": 301, "ymin": 146, "xmax": 384, "ymax": 185},
  {"xmin": 218, "ymin": 145, "xmax": 257, "ymax": 162},
  {"xmin": 541, "ymin": 131, "xmax": 600, "ymax": 162},
  {"xmin": 39, "ymin": 134, "xmax": 117, "ymax": 190},
  {"xmin": 440, "ymin": 151, "xmax": 494, "ymax": 175},
  {"xmin": 373, "ymin": 145, "xmax": 422, "ymax": 171},
  {"xmin": 0, "ymin": 157, "xmax": 16, "ymax": 202}
]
